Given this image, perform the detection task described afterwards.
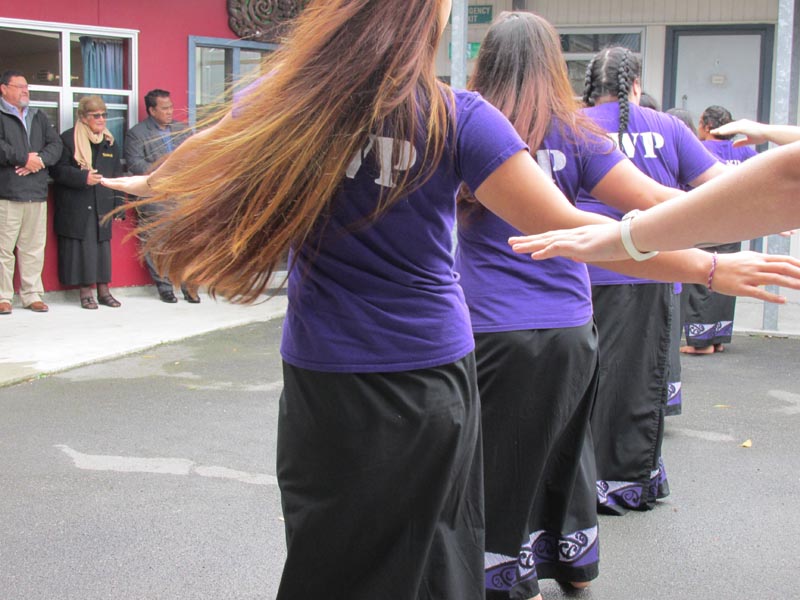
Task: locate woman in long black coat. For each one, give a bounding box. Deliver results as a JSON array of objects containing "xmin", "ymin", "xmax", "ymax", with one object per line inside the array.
[{"xmin": 51, "ymin": 95, "xmax": 125, "ymax": 309}]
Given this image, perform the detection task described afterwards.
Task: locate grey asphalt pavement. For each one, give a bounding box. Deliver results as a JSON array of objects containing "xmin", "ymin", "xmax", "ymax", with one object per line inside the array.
[{"xmin": 1, "ymin": 317, "xmax": 799, "ymax": 599}]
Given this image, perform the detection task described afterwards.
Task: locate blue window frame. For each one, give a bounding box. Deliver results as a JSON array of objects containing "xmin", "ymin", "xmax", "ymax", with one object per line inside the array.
[{"xmin": 188, "ymin": 36, "xmax": 278, "ymax": 126}]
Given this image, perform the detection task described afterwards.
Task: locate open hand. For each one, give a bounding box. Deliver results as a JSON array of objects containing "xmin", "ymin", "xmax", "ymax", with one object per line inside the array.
[
  {"xmin": 86, "ymin": 169, "xmax": 102, "ymax": 186},
  {"xmin": 711, "ymin": 251, "xmax": 800, "ymax": 303},
  {"xmin": 100, "ymin": 175, "xmax": 154, "ymax": 197},
  {"xmin": 509, "ymin": 222, "xmax": 627, "ymax": 263},
  {"xmin": 711, "ymin": 119, "xmax": 767, "ymax": 147}
]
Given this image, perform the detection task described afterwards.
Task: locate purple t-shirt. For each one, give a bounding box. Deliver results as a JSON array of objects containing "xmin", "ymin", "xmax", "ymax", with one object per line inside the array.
[
  {"xmin": 702, "ymin": 139, "xmax": 757, "ymax": 165},
  {"xmin": 455, "ymin": 121, "xmax": 625, "ymax": 332},
  {"xmin": 279, "ymin": 90, "xmax": 527, "ymax": 372},
  {"xmin": 577, "ymin": 103, "xmax": 718, "ymax": 286}
]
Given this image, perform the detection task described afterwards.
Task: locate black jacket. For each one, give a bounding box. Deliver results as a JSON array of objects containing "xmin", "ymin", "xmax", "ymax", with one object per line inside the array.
[
  {"xmin": 50, "ymin": 128, "xmax": 124, "ymax": 242},
  {"xmin": 0, "ymin": 102, "xmax": 63, "ymax": 201}
]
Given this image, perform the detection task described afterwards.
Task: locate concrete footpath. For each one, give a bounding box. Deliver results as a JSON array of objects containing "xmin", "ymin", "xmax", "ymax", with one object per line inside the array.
[
  {"xmin": 1, "ymin": 285, "xmax": 798, "ymax": 389},
  {"xmin": 0, "ymin": 285, "xmax": 288, "ymax": 388}
]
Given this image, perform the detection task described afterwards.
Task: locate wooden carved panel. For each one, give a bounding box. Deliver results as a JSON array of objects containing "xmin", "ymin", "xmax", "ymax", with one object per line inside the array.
[{"xmin": 227, "ymin": 0, "xmax": 311, "ymax": 43}]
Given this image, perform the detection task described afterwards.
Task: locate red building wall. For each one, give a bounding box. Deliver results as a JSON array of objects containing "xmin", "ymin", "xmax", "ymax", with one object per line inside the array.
[{"xmin": 4, "ymin": 1, "xmax": 237, "ymax": 291}]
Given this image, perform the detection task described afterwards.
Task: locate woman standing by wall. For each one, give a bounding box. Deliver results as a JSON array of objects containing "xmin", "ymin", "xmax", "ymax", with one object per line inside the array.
[{"xmin": 51, "ymin": 95, "xmax": 124, "ymax": 309}]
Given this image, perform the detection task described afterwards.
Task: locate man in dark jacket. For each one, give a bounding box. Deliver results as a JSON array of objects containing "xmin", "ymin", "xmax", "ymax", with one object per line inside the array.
[
  {"xmin": 124, "ymin": 88, "xmax": 198, "ymax": 304},
  {"xmin": 0, "ymin": 70, "xmax": 63, "ymax": 314}
]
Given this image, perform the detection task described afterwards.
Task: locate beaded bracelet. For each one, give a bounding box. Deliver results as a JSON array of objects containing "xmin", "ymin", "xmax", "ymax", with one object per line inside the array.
[{"xmin": 706, "ymin": 252, "xmax": 718, "ymax": 291}]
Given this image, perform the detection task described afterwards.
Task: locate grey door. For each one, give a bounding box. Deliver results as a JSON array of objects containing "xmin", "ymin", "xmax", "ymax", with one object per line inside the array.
[{"xmin": 664, "ymin": 25, "xmax": 774, "ymax": 126}]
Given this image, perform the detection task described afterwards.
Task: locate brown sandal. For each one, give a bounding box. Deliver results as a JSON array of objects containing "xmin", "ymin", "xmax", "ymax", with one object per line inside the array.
[
  {"xmin": 81, "ymin": 296, "xmax": 98, "ymax": 310},
  {"xmin": 98, "ymin": 294, "xmax": 121, "ymax": 308}
]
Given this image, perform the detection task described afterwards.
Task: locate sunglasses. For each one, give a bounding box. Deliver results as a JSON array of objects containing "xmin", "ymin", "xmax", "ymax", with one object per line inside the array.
[{"xmin": 87, "ymin": 112, "xmax": 109, "ymax": 119}]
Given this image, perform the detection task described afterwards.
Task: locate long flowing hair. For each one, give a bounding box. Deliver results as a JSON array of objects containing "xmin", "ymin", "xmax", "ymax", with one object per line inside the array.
[
  {"xmin": 469, "ymin": 12, "xmax": 592, "ymax": 153},
  {"xmin": 135, "ymin": 0, "xmax": 451, "ymax": 303},
  {"xmin": 582, "ymin": 46, "xmax": 642, "ymax": 135},
  {"xmin": 461, "ymin": 11, "xmax": 603, "ymax": 215}
]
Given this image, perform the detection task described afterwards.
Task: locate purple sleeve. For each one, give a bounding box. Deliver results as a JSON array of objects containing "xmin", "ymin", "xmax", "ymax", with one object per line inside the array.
[
  {"xmin": 672, "ymin": 117, "xmax": 718, "ymax": 186},
  {"xmin": 578, "ymin": 131, "xmax": 627, "ymax": 193},
  {"xmin": 455, "ymin": 93, "xmax": 528, "ymax": 193}
]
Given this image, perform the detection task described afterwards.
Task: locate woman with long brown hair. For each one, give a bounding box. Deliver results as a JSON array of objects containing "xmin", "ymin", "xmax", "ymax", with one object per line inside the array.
[
  {"xmin": 102, "ymin": 1, "xmax": 800, "ymax": 597},
  {"xmin": 456, "ymin": 12, "xmax": 683, "ymax": 599}
]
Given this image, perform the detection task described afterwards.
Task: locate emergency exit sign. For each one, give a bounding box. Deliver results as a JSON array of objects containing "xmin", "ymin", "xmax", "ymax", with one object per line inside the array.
[
  {"xmin": 468, "ymin": 5, "xmax": 493, "ymax": 24},
  {"xmin": 449, "ymin": 42, "xmax": 482, "ymax": 60}
]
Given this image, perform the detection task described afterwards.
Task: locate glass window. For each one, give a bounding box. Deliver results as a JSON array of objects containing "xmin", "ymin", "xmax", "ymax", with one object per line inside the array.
[
  {"xmin": 1, "ymin": 18, "xmax": 136, "ymax": 149},
  {"xmin": 29, "ymin": 90, "xmax": 60, "ymax": 130},
  {"xmin": 560, "ymin": 33, "xmax": 641, "ymax": 54},
  {"xmin": 0, "ymin": 28, "xmax": 61, "ymax": 85},
  {"xmin": 189, "ymin": 37, "xmax": 277, "ymax": 126},
  {"xmin": 70, "ymin": 34, "xmax": 131, "ymax": 90},
  {"xmin": 240, "ymin": 50, "xmax": 267, "ymax": 79},
  {"xmin": 195, "ymin": 46, "xmax": 233, "ymax": 123},
  {"xmin": 559, "ymin": 29, "xmax": 644, "ymax": 96}
]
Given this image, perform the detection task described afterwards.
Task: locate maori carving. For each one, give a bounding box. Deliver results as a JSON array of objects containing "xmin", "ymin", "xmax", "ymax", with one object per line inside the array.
[{"xmin": 227, "ymin": 0, "xmax": 311, "ymax": 43}]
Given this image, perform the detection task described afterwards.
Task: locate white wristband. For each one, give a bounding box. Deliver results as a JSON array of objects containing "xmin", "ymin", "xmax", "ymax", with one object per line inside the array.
[{"xmin": 620, "ymin": 210, "xmax": 659, "ymax": 261}]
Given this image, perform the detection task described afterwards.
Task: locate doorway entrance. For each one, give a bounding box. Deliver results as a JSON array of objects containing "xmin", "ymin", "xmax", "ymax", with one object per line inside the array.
[{"xmin": 663, "ymin": 25, "xmax": 774, "ymax": 127}]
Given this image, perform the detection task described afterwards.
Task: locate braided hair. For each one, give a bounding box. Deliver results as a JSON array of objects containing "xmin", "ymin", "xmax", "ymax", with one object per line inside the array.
[
  {"xmin": 700, "ymin": 105, "xmax": 734, "ymax": 140},
  {"xmin": 582, "ymin": 46, "xmax": 642, "ymax": 136}
]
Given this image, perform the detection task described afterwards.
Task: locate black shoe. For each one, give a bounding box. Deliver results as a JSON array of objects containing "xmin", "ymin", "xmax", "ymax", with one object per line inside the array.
[
  {"xmin": 183, "ymin": 291, "xmax": 201, "ymax": 304},
  {"xmin": 159, "ymin": 290, "xmax": 178, "ymax": 303}
]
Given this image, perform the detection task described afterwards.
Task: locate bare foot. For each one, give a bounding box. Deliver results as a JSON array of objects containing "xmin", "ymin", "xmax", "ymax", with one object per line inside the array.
[
  {"xmin": 714, "ymin": 343, "xmax": 725, "ymax": 353},
  {"xmin": 568, "ymin": 581, "xmax": 591, "ymax": 589},
  {"xmin": 680, "ymin": 345, "xmax": 714, "ymax": 355}
]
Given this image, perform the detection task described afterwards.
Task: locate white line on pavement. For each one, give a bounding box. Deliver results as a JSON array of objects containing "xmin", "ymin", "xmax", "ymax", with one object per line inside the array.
[
  {"xmin": 668, "ymin": 428, "xmax": 735, "ymax": 442},
  {"xmin": 768, "ymin": 390, "xmax": 800, "ymax": 415},
  {"xmin": 55, "ymin": 444, "xmax": 278, "ymax": 486}
]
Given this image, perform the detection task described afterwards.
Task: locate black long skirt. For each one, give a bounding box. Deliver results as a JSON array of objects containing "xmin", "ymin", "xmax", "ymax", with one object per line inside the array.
[
  {"xmin": 681, "ymin": 243, "xmax": 740, "ymax": 348},
  {"xmin": 57, "ymin": 209, "xmax": 111, "ymax": 286},
  {"xmin": 592, "ymin": 283, "xmax": 672, "ymax": 514},
  {"xmin": 478, "ymin": 323, "xmax": 600, "ymax": 599},
  {"xmin": 277, "ymin": 355, "xmax": 484, "ymax": 600}
]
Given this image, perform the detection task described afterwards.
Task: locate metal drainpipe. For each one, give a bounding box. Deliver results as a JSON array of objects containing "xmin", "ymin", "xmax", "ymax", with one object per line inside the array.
[
  {"xmin": 451, "ymin": 0, "xmax": 468, "ymax": 89},
  {"xmin": 765, "ymin": 0, "xmax": 800, "ymax": 330}
]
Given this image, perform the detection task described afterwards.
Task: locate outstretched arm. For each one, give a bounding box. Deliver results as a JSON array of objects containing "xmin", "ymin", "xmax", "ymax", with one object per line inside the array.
[
  {"xmin": 712, "ymin": 119, "xmax": 800, "ymax": 147},
  {"xmin": 508, "ymin": 141, "xmax": 800, "ymax": 261},
  {"xmin": 588, "ymin": 158, "xmax": 680, "ymax": 212},
  {"xmin": 102, "ymin": 114, "xmax": 234, "ymax": 197},
  {"xmin": 475, "ymin": 150, "xmax": 800, "ymax": 302}
]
